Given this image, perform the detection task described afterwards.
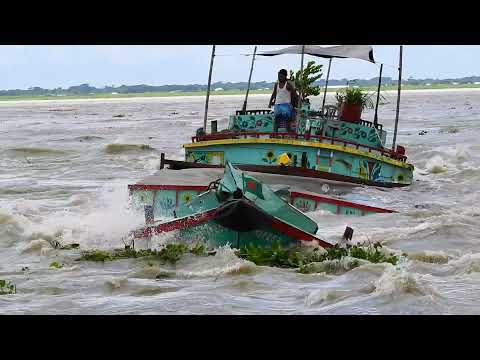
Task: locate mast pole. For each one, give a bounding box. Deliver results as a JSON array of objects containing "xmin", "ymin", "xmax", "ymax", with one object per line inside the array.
[
  {"xmin": 242, "ymin": 46, "xmax": 257, "ymax": 112},
  {"xmin": 203, "ymin": 45, "xmax": 216, "ymax": 133},
  {"xmin": 373, "ymin": 63, "xmax": 383, "ymax": 126},
  {"xmin": 321, "ymin": 58, "xmax": 332, "ymax": 113},
  {"xmin": 391, "ymin": 45, "xmax": 403, "ymax": 151},
  {"xmin": 297, "ymin": 45, "xmax": 305, "ymax": 119}
]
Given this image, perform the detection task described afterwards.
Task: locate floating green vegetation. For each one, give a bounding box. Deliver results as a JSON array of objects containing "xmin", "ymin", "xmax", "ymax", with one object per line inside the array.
[
  {"xmin": 77, "ymin": 243, "xmax": 208, "ymax": 264},
  {"xmin": 77, "ymin": 241, "xmax": 400, "ymax": 275},
  {"xmin": 0, "ymin": 279, "xmax": 16, "ymax": 295},
  {"xmin": 440, "ymin": 126, "xmax": 460, "ymax": 134},
  {"xmin": 49, "ymin": 261, "xmax": 64, "ymax": 269},
  {"xmin": 237, "ymin": 241, "xmax": 400, "ymax": 271}
]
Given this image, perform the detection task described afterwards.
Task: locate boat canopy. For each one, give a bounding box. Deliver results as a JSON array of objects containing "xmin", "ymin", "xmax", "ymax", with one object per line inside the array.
[{"xmin": 258, "ymin": 45, "xmax": 375, "ymax": 63}]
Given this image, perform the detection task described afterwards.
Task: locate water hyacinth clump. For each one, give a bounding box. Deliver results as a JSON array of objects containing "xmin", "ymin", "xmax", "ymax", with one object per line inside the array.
[
  {"xmin": 237, "ymin": 241, "xmax": 400, "ymax": 271},
  {"xmin": 77, "ymin": 243, "xmax": 208, "ymax": 264},
  {"xmin": 235, "ymin": 241, "xmax": 317, "ymax": 268},
  {"xmin": 49, "ymin": 261, "xmax": 64, "ymax": 269},
  {"xmin": 0, "ymin": 279, "xmax": 16, "ymax": 295},
  {"xmin": 77, "ymin": 241, "xmax": 400, "ymax": 273}
]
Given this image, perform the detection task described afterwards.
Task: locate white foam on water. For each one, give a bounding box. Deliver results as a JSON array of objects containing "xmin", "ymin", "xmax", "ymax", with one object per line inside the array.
[
  {"xmin": 5, "ymin": 183, "xmax": 145, "ymax": 252},
  {"xmin": 374, "ymin": 263, "xmax": 438, "ymax": 298},
  {"xmin": 130, "ymin": 245, "xmax": 257, "ymax": 280},
  {"xmin": 171, "ymin": 246, "xmax": 257, "ymax": 278},
  {"xmin": 425, "ymin": 155, "xmax": 448, "ymax": 174},
  {"xmin": 447, "ymin": 253, "xmax": 480, "ymax": 275},
  {"xmin": 142, "ymin": 158, "xmax": 161, "ymax": 171}
]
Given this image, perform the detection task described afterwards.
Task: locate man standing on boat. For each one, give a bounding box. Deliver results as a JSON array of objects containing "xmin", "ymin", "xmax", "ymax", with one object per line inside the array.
[{"xmin": 268, "ymin": 69, "xmax": 298, "ymax": 132}]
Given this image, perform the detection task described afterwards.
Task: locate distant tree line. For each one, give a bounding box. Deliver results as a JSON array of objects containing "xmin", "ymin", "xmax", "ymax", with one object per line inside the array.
[{"xmin": 2, "ymin": 76, "xmax": 480, "ymax": 96}]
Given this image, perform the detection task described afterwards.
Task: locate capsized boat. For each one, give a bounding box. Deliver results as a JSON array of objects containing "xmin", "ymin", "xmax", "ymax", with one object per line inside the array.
[
  {"xmin": 128, "ymin": 162, "xmax": 395, "ymax": 249},
  {"xmin": 162, "ymin": 45, "xmax": 414, "ymax": 189}
]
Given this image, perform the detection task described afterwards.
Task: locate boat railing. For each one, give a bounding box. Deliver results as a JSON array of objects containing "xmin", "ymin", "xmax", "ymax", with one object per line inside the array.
[
  {"xmin": 358, "ymin": 119, "xmax": 383, "ymax": 131},
  {"xmin": 191, "ymin": 131, "xmax": 407, "ymax": 162},
  {"xmin": 304, "ymin": 111, "xmax": 384, "ymax": 131},
  {"xmin": 234, "ymin": 109, "xmax": 384, "ymax": 131},
  {"xmin": 235, "ymin": 109, "xmax": 273, "ymax": 115}
]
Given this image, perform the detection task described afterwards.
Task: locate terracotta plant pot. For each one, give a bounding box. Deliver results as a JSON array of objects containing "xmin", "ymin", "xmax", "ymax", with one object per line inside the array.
[{"xmin": 339, "ymin": 102, "xmax": 362, "ymax": 123}]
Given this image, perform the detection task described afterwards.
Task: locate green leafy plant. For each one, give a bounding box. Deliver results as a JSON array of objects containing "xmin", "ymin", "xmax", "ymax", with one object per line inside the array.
[
  {"xmin": 0, "ymin": 279, "xmax": 16, "ymax": 295},
  {"xmin": 289, "ymin": 61, "xmax": 323, "ymax": 100},
  {"xmin": 237, "ymin": 241, "xmax": 307, "ymax": 268}
]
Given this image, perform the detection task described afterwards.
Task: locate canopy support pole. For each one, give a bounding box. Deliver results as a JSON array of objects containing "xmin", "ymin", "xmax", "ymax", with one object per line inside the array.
[
  {"xmin": 297, "ymin": 45, "xmax": 305, "ymax": 120},
  {"xmin": 321, "ymin": 58, "xmax": 332, "ymax": 113},
  {"xmin": 373, "ymin": 63, "xmax": 383, "ymax": 127},
  {"xmin": 392, "ymin": 46, "xmax": 403, "ymax": 151},
  {"xmin": 242, "ymin": 46, "xmax": 257, "ymax": 112},
  {"xmin": 203, "ymin": 45, "xmax": 216, "ymax": 133}
]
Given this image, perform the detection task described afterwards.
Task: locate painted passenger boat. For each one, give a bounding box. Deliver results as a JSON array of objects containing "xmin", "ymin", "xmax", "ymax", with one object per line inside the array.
[
  {"xmin": 162, "ymin": 45, "xmax": 413, "ymax": 188},
  {"xmin": 128, "ymin": 163, "xmax": 394, "ymax": 249}
]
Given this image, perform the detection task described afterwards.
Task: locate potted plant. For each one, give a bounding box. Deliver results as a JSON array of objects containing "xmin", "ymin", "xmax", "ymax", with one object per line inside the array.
[{"xmin": 335, "ymin": 86, "xmax": 376, "ymax": 123}]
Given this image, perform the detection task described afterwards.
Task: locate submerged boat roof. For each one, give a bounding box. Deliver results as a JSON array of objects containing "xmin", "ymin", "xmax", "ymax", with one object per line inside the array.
[
  {"xmin": 131, "ymin": 168, "xmax": 356, "ymax": 194},
  {"xmin": 258, "ymin": 45, "xmax": 375, "ymax": 63}
]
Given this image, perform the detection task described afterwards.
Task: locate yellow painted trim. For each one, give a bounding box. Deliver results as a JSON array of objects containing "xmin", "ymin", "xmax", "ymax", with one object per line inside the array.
[{"xmin": 183, "ymin": 138, "xmax": 413, "ymax": 169}]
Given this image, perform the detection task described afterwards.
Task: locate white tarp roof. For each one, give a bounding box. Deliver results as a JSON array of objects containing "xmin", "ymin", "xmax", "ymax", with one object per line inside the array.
[{"xmin": 258, "ymin": 45, "xmax": 375, "ymax": 63}]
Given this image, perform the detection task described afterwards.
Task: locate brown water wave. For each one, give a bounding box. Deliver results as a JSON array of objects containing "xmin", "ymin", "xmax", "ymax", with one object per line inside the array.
[{"xmin": 104, "ymin": 143, "xmax": 155, "ymax": 154}]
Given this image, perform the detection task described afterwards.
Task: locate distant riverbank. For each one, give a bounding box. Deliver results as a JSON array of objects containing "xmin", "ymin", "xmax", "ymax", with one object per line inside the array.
[{"xmin": 1, "ymin": 84, "xmax": 480, "ymax": 102}]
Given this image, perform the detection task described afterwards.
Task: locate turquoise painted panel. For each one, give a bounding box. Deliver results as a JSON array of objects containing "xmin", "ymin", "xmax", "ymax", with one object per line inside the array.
[
  {"xmin": 229, "ymin": 114, "xmax": 274, "ymax": 133},
  {"xmin": 131, "ymin": 190, "xmax": 154, "ymax": 211},
  {"xmin": 318, "ymin": 203, "xmax": 338, "ymax": 214},
  {"xmin": 226, "ymin": 112, "xmax": 387, "ymax": 149},
  {"xmin": 338, "ymin": 206, "xmax": 363, "ymax": 216},
  {"xmin": 175, "ymin": 191, "xmax": 220, "ymax": 219},
  {"xmin": 178, "ymin": 190, "xmax": 200, "ymax": 207},
  {"xmin": 154, "ymin": 190, "xmax": 176, "ymax": 219},
  {"xmin": 332, "ymin": 155, "xmax": 353, "ymax": 177},
  {"xmin": 291, "ymin": 195, "xmax": 385, "ymax": 217},
  {"xmin": 324, "ymin": 120, "xmax": 383, "ymax": 148},
  {"xmin": 179, "ymin": 221, "xmax": 298, "ymax": 249},
  {"xmin": 292, "ymin": 197, "xmax": 316, "ymax": 212},
  {"xmin": 187, "ymin": 143, "xmax": 413, "ymax": 186},
  {"xmin": 297, "ymin": 117, "xmax": 385, "ymax": 148},
  {"xmin": 185, "ymin": 150, "xmax": 224, "ymax": 165}
]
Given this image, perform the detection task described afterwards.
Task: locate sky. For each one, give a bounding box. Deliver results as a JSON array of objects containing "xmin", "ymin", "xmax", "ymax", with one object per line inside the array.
[{"xmin": 0, "ymin": 45, "xmax": 479, "ymax": 90}]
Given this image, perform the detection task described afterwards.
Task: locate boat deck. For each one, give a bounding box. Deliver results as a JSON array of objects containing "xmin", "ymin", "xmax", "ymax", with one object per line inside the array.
[{"xmin": 130, "ymin": 168, "xmax": 358, "ymax": 195}]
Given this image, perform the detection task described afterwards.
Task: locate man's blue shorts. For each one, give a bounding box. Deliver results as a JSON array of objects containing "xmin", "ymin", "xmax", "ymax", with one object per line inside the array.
[{"xmin": 274, "ymin": 103, "xmax": 294, "ymax": 119}]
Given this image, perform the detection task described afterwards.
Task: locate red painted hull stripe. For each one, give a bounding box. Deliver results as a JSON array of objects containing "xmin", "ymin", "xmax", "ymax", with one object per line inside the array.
[
  {"xmin": 133, "ymin": 209, "xmax": 217, "ymax": 239},
  {"xmin": 269, "ymin": 217, "xmax": 333, "ymax": 248}
]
